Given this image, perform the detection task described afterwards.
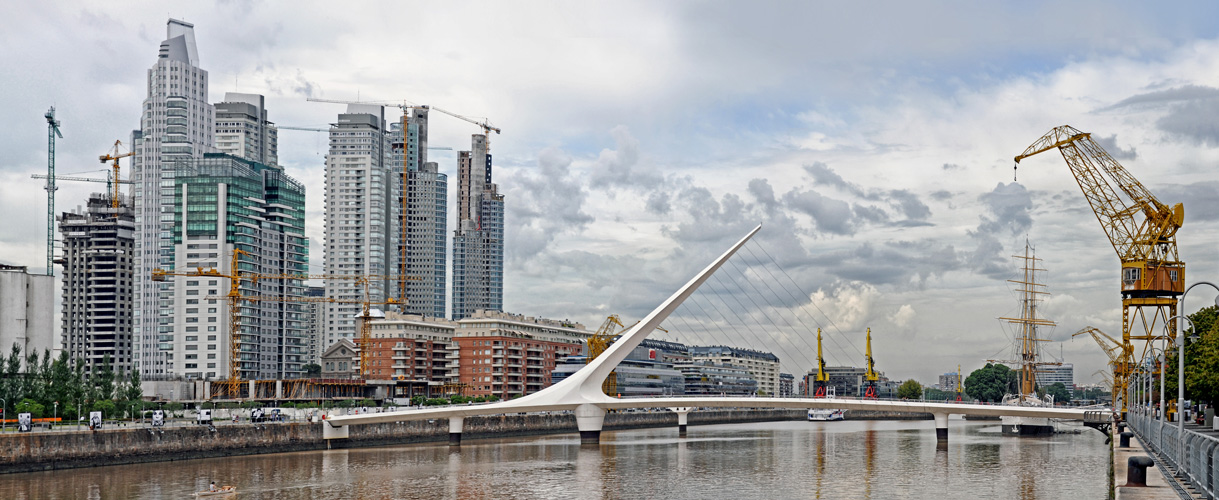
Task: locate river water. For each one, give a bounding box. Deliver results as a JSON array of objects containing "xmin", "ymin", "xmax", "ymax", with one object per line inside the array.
[{"xmin": 0, "ymin": 418, "xmax": 1109, "ymax": 499}]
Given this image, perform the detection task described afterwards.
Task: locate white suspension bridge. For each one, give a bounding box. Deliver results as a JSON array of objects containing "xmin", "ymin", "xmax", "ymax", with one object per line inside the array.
[{"xmin": 323, "ymin": 225, "xmax": 1108, "ymax": 445}]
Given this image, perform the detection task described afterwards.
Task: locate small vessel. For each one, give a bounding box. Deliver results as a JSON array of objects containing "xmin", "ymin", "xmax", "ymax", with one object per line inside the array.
[
  {"xmin": 808, "ymin": 409, "xmax": 845, "ymax": 421},
  {"xmin": 195, "ymin": 485, "xmax": 237, "ymax": 498},
  {"xmin": 993, "ymin": 242, "xmax": 1058, "ymax": 436}
]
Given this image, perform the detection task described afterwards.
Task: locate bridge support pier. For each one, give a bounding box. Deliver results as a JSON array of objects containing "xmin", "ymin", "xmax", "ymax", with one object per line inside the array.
[
  {"xmin": 449, "ymin": 417, "xmax": 464, "ymax": 446},
  {"xmin": 322, "ymin": 420, "xmax": 348, "ymax": 441},
  {"xmin": 576, "ymin": 404, "xmax": 606, "ymax": 445},
  {"xmin": 670, "ymin": 407, "xmax": 691, "ymax": 437},
  {"xmin": 933, "ymin": 413, "xmax": 948, "ymax": 446}
]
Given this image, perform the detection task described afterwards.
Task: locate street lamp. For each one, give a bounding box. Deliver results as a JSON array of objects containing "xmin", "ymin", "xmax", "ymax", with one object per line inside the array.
[
  {"xmin": 1, "ymin": 397, "xmax": 5, "ymax": 433},
  {"xmin": 53, "ymin": 402, "xmax": 58, "ymax": 430},
  {"xmin": 1173, "ymin": 280, "xmax": 1219, "ymax": 467}
]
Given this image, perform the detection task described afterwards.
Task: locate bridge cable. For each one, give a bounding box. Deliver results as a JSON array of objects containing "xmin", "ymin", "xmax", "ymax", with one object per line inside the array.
[
  {"xmin": 749, "ymin": 244, "xmax": 865, "ymax": 358},
  {"xmin": 704, "ymin": 269, "xmax": 817, "ymax": 375},
  {"xmin": 718, "ymin": 256, "xmax": 822, "ymax": 372},
  {"xmin": 722, "ymin": 253, "xmax": 839, "ymax": 370}
]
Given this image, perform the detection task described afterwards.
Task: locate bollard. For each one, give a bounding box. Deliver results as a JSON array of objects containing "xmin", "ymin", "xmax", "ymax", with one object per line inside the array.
[
  {"xmin": 1116, "ymin": 422, "xmax": 1126, "ymax": 434},
  {"xmin": 1124, "ymin": 456, "xmax": 1154, "ymax": 487},
  {"xmin": 1119, "ymin": 431, "xmax": 1133, "ymax": 448}
]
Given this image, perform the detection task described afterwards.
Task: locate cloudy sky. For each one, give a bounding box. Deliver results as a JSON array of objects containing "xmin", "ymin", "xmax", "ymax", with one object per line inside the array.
[{"xmin": 4, "ymin": 1, "xmax": 1219, "ymax": 385}]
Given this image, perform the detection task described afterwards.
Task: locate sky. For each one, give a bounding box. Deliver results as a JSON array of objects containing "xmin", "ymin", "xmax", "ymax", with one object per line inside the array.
[{"xmin": 3, "ymin": 1, "xmax": 1219, "ymax": 386}]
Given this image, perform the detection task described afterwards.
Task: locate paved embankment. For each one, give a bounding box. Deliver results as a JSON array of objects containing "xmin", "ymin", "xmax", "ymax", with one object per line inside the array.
[
  {"xmin": 0, "ymin": 409, "xmax": 807, "ymax": 474},
  {"xmin": 1114, "ymin": 430, "xmax": 1184, "ymax": 500},
  {"xmin": 844, "ymin": 410, "xmax": 932, "ymax": 420}
]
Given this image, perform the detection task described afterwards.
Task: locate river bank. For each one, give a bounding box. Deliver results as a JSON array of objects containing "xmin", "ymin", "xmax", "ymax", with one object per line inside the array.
[{"xmin": 0, "ymin": 408, "xmax": 812, "ymax": 474}]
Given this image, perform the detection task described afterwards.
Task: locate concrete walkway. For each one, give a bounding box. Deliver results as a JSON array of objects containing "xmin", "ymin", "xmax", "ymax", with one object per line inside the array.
[{"xmin": 1115, "ymin": 431, "xmax": 1190, "ymax": 500}]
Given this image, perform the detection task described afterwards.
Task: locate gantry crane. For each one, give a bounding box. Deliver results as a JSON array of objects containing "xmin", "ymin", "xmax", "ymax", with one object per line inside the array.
[
  {"xmin": 812, "ymin": 328, "xmax": 829, "ymax": 397},
  {"xmin": 98, "ymin": 140, "xmax": 134, "ymax": 210},
  {"xmin": 44, "ymin": 107, "xmax": 62, "ymax": 276},
  {"xmin": 1014, "ymin": 125, "xmax": 1184, "ymax": 416},
  {"xmin": 863, "ymin": 328, "xmax": 879, "ymax": 399}
]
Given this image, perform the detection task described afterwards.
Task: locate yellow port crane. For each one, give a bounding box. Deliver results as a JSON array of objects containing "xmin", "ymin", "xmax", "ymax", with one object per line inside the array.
[
  {"xmin": 98, "ymin": 140, "xmax": 134, "ymax": 210},
  {"xmin": 1014, "ymin": 125, "xmax": 1184, "ymax": 416},
  {"xmin": 587, "ymin": 315, "xmax": 626, "ymax": 395},
  {"xmin": 863, "ymin": 328, "xmax": 879, "ymax": 399},
  {"xmin": 812, "ymin": 328, "xmax": 829, "ymax": 397}
]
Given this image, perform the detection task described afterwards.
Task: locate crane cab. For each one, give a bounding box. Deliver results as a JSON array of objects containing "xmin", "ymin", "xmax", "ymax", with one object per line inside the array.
[{"xmin": 1121, "ymin": 262, "xmax": 1184, "ymax": 297}]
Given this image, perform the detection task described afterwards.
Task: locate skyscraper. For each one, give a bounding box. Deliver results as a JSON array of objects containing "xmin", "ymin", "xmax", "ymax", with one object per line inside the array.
[
  {"xmin": 214, "ymin": 92, "xmax": 278, "ymax": 165},
  {"xmin": 323, "ymin": 105, "xmax": 391, "ymax": 348},
  {"xmin": 451, "ymin": 134, "xmax": 504, "ymax": 320},
  {"xmin": 131, "ymin": 19, "xmax": 215, "ymax": 377},
  {"xmin": 58, "ymin": 193, "xmax": 136, "ymax": 375},
  {"xmin": 390, "ymin": 109, "xmax": 448, "ymax": 319},
  {"xmin": 167, "ymin": 153, "xmax": 307, "ymax": 380}
]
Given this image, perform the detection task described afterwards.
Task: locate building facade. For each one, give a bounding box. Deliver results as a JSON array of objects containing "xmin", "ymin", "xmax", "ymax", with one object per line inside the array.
[
  {"xmin": 677, "ymin": 362, "xmax": 758, "ymax": 396},
  {"xmin": 389, "ymin": 112, "xmax": 447, "ymax": 320},
  {"xmin": 58, "ymin": 194, "xmax": 136, "ymax": 374},
  {"xmin": 0, "ymin": 265, "xmax": 55, "ymax": 364},
  {"xmin": 779, "ymin": 373, "xmax": 794, "ymax": 397},
  {"xmin": 454, "ymin": 310, "xmax": 587, "ymax": 399},
  {"xmin": 452, "ymin": 135, "xmax": 504, "ymax": 320},
  {"xmin": 214, "ymin": 92, "xmax": 277, "ymax": 165},
  {"xmin": 1036, "ymin": 363, "xmax": 1074, "ymax": 390},
  {"xmin": 320, "ymin": 338, "xmax": 358, "ymax": 378},
  {"xmin": 167, "ymin": 153, "xmax": 307, "ymax": 380},
  {"xmin": 365, "ymin": 312, "xmax": 459, "ymax": 396},
  {"xmin": 689, "ymin": 345, "xmax": 780, "ymax": 396},
  {"xmin": 323, "ymin": 105, "xmax": 391, "ymax": 348},
  {"xmin": 132, "ymin": 19, "xmax": 216, "ymax": 377},
  {"xmin": 938, "ymin": 371, "xmax": 962, "ymax": 392},
  {"xmin": 304, "ymin": 286, "xmax": 325, "ymax": 364}
]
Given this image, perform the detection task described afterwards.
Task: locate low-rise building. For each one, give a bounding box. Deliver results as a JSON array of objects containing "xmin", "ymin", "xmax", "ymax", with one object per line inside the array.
[
  {"xmin": 677, "ymin": 362, "xmax": 758, "ymax": 396},
  {"xmin": 689, "ymin": 345, "xmax": 780, "ymax": 396},
  {"xmin": 365, "ymin": 312, "xmax": 459, "ymax": 398},
  {"xmin": 455, "ymin": 310, "xmax": 590, "ymax": 399},
  {"xmin": 551, "ymin": 355, "xmax": 685, "ymax": 397},
  {"xmin": 320, "ymin": 339, "xmax": 358, "ymax": 379},
  {"xmin": 779, "ymin": 373, "xmax": 794, "ymax": 397}
]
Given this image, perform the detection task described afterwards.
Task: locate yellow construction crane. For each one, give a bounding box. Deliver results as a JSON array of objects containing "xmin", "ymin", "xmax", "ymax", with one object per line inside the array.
[
  {"xmin": 812, "ymin": 328, "xmax": 829, "ymax": 397},
  {"xmin": 98, "ymin": 140, "xmax": 134, "ymax": 210},
  {"xmin": 1015, "ymin": 125, "xmax": 1184, "ymax": 416},
  {"xmin": 956, "ymin": 364, "xmax": 964, "ymax": 402},
  {"xmin": 863, "ymin": 328, "xmax": 879, "ymax": 399},
  {"xmin": 587, "ymin": 315, "xmax": 626, "ymax": 395}
]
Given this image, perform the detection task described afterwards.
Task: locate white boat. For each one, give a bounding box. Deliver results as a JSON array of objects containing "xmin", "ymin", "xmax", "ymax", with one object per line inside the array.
[
  {"xmin": 808, "ymin": 409, "xmax": 845, "ymax": 421},
  {"xmin": 195, "ymin": 486, "xmax": 237, "ymax": 498}
]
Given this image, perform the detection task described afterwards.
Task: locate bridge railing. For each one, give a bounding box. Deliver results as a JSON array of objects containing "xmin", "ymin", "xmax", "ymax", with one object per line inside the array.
[{"xmin": 1127, "ymin": 409, "xmax": 1219, "ymax": 498}]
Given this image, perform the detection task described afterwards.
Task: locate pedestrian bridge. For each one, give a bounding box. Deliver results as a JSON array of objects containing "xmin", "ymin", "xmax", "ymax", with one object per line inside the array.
[{"xmin": 324, "ymin": 225, "xmax": 1103, "ymax": 444}]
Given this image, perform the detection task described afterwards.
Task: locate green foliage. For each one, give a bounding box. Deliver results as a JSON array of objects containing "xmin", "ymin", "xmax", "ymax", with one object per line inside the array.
[
  {"xmin": 410, "ymin": 395, "xmax": 426, "ymax": 406},
  {"xmin": 1041, "ymin": 382, "xmax": 1071, "ymax": 403},
  {"xmin": 1166, "ymin": 305, "xmax": 1219, "ymax": 404},
  {"xmin": 91, "ymin": 399, "xmax": 116, "ymax": 417},
  {"xmin": 897, "ymin": 379, "xmax": 923, "ymax": 399},
  {"xmin": 163, "ymin": 402, "xmax": 184, "ymax": 412},
  {"xmin": 424, "ymin": 398, "xmax": 449, "ymax": 406},
  {"xmin": 16, "ymin": 398, "xmax": 45, "ymax": 419},
  {"xmin": 302, "ymin": 363, "xmax": 322, "ymax": 377},
  {"xmin": 965, "ymin": 363, "xmax": 1018, "ymax": 403}
]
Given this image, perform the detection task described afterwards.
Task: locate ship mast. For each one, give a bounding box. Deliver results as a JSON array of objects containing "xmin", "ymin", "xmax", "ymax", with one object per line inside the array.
[{"xmin": 993, "ymin": 241, "xmax": 1060, "ymax": 398}]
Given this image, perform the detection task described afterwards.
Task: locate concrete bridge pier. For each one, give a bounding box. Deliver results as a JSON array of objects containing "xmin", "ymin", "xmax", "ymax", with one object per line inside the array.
[
  {"xmin": 933, "ymin": 413, "xmax": 949, "ymax": 449},
  {"xmin": 449, "ymin": 417, "xmax": 464, "ymax": 446},
  {"xmin": 576, "ymin": 404, "xmax": 607, "ymax": 445},
  {"xmin": 670, "ymin": 407, "xmax": 692, "ymax": 437}
]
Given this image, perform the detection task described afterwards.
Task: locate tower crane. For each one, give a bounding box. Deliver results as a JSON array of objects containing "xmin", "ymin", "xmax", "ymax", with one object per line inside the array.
[
  {"xmin": 813, "ymin": 328, "xmax": 829, "ymax": 397},
  {"xmin": 99, "ymin": 140, "xmax": 134, "ymax": 210},
  {"xmin": 1014, "ymin": 125, "xmax": 1184, "ymax": 417},
  {"xmin": 426, "ymin": 105, "xmax": 501, "ymax": 151},
  {"xmin": 863, "ymin": 328, "xmax": 879, "ymax": 399},
  {"xmin": 31, "ymin": 174, "xmax": 133, "ymax": 185},
  {"xmin": 44, "ymin": 107, "xmax": 62, "ymax": 276},
  {"xmin": 956, "ymin": 364, "xmax": 964, "ymax": 402}
]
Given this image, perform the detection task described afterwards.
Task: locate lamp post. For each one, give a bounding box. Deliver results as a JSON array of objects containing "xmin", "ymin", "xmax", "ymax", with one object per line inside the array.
[
  {"xmin": 53, "ymin": 402, "xmax": 58, "ymax": 430},
  {"xmin": 77, "ymin": 398, "xmax": 83, "ymax": 431},
  {"xmin": 1173, "ymin": 281, "xmax": 1219, "ymax": 467},
  {"xmin": 1, "ymin": 397, "xmax": 5, "ymax": 433}
]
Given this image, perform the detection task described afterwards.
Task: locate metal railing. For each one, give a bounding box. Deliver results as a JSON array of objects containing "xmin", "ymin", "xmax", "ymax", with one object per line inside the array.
[{"xmin": 1127, "ymin": 409, "xmax": 1219, "ymax": 498}]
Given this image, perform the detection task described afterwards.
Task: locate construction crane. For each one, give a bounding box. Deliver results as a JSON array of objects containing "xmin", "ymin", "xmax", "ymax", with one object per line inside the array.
[
  {"xmin": 863, "ymin": 328, "xmax": 879, "ymax": 399},
  {"xmin": 587, "ymin": 315, "xmax": 626, "ymax": 396},
  {"xmin": 812, "ymin": 328, "xmax": 829, "ymax": 397},
  {"xmin": 31, "ymin": 174, "xmax": 133, "ymax": 185},
  {"xmin": 43, "ymin": 107, "xmax": 62, "ymax": 276},
  {"xmin": 956, "ymin": 364, "xmax": 964, "ymax": 402},
  {"xmin": 1014, "ymin": 125, "xmax": 1184, "ymax": 417},
  {"xmin": 279, "ymin": 124, "xmax": 454, "ymax": 150},
  {"xmin": 153, "ymin": 250, "xmax": 416, "ymax": 393},
  {"xmin": 98, "ymin": 140, "xmax": 134, "ymax": 210},
  {"xmin": 427, "ymin": 105, "xmax": 501, "ymax": 151}
]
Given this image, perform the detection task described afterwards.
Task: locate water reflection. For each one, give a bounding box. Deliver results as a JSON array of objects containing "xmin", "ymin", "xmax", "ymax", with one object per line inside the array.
[{"xmin": 0, "ymin": 420, "xmax": 1108, "ymax": 500}]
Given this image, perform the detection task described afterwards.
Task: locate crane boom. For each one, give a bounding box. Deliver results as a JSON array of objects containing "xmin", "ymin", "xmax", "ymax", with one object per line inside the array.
[
  {"xmin": 99, "ymin": 140, "xmax": 134, "ymax": 210},
  {"xmin": 31, "ymin": 174, "xmax": 133, "ymax": 184}
]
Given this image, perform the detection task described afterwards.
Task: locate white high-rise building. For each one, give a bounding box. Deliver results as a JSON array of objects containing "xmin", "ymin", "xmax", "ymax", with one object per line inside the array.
[
  {"xmin": 214, "ymin": 92, "xmax": 278, "ymax": 165},
  {"xmin": 131, "ymin": 19, "xmax": 215, "ymax": 378},
  {"xmin": 323, "ymin": 105, "xmax": 391, "ymax": 349}
]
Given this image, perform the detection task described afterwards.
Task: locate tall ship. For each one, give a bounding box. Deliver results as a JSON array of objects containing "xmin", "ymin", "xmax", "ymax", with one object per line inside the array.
[{"xmin": 993, "ymin": 242, "xmax": 1060, "ymax": 436}]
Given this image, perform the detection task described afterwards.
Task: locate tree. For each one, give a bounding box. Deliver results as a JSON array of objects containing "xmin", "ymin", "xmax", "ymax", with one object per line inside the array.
[
  {"xmin": 1166, "ymin": 305, "xmax": 1219, "ymax": 404},
  {"xmin": 1042, "ymin": 382, "xmax": 1071, "ymax": 403},
  {"xmin": 123, "ymin": 368, "xmax": 143, "ymax": 403},
  {"xmin": 965, "ymin": 363, "xmax": 1018, "ymax": 403},
  {"xmin": 302, "ymin": 363, "xmax": 322, "ymax": 377},
  {"xmin": 897, "ymin": 379, "xmax": 923, "ymax": 399}
]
